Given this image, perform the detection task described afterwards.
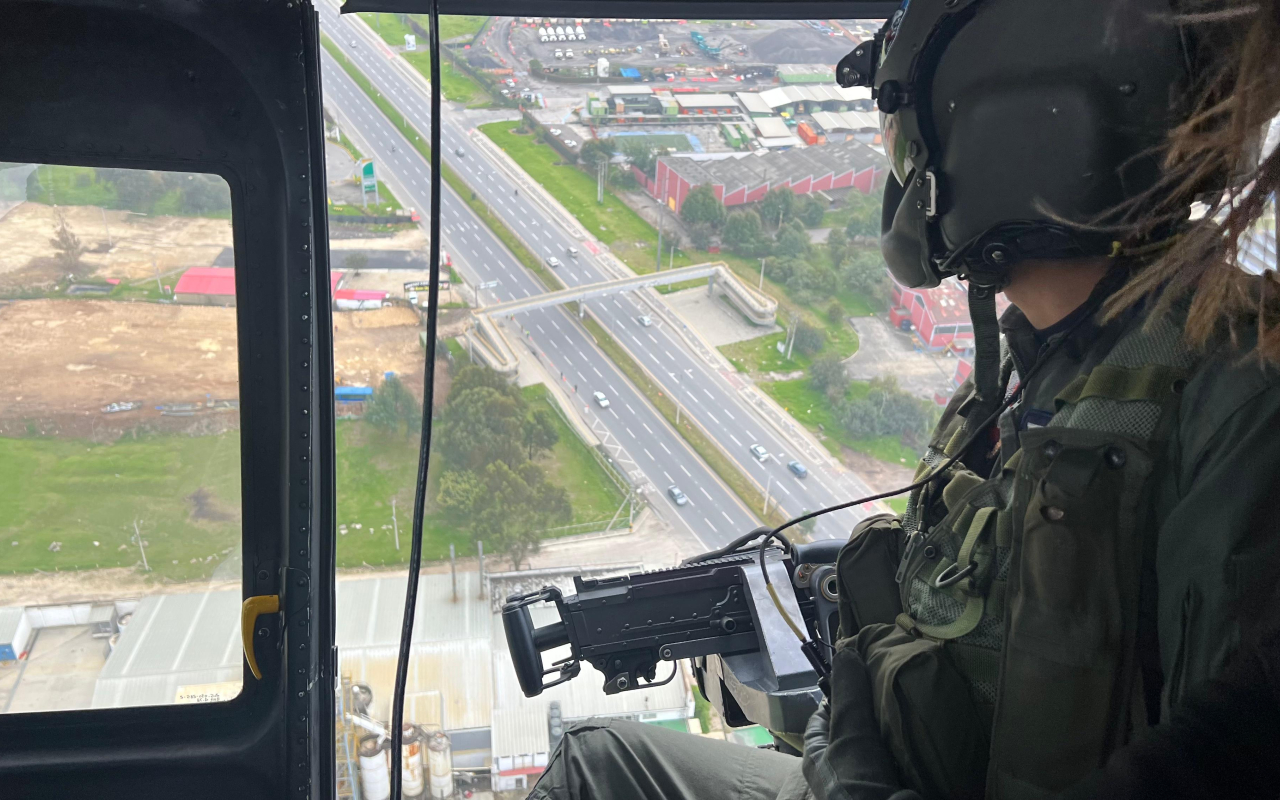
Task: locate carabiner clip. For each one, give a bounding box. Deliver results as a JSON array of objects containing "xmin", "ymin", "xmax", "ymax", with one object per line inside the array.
[{"xmin": 934, "ymin": 561, "xmax": 977, "ymax": 590}]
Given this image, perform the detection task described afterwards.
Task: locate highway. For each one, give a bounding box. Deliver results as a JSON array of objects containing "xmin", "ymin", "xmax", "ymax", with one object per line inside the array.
[{"xmin": 318, "ymin": 5, "xmax": 881, "ymax": 541}]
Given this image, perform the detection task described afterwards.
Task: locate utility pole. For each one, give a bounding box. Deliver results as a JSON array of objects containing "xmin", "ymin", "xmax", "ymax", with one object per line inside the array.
[
  {"xmin": 477, "ymin": 541, "xmax": 486, "ymax": 598},
  {"xmin": 597, "ymin": 160, "xmax": 605, "ymax": 204},
  {"xmin": 676, "ymin": 401, "xmax": 682, "ymax": 425},
  {"xmin": 786, "ymin": 316, "xmax": 798, "ymax": 360},
  {"xmin": 655, "ymin": 211, "xmax": 663, "ymax": 272},
  {"xmin": 669, "ymin": 244, "xmax": 675, "ymax": 270},
  {"xmin": 391, "ymin": 498, "xmax": 400, "ymax": 551},
  {"xmin": 759, "ymin": 257, "xmax": 766, "ymax": 290},
  {"xmin": 449, "ymin": 544, "xmax": 457, "ymax": 601},
  {"xmin": 763, "ymin": 476, "xmax": 773, "ymax": 515},
  {"xmin": 100, "ymin": 207, "xmax": 113, "ymax": 250},
  {"xmin": 132, "ymin": 519, "xmax": 150, "ymax": 572}
]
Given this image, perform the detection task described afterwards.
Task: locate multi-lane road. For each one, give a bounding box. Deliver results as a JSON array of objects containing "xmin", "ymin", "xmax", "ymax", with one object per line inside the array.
[{"xmin": 318, "ymin": 6, "xmax": 880, "ymax": 545}]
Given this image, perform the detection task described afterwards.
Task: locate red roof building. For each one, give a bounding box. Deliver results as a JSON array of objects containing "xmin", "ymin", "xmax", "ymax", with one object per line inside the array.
[
  {"xmin": 333, "ymin": 289, "xmax": 389, "ymax": 310},
  {"xmin": 174, "ymin": 267, "xmax": 344, "ymax": 306},
  {"xmin": 887, "ymin": 276, "xmax": 1011, "ymax": 353}
]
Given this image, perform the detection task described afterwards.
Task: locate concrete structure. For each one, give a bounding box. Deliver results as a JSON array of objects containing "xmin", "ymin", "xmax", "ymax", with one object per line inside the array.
[
  {"xmin": 673, "ymin": 93, "xmax": 739, "ymax": 116},
  {"xmin": 0, "ymin": 607, "xmax": 33, "ymax": 661},
  {"xmin": 809, "ymin": 110, "xmax": 880, "ymax": 142},
  {"xmin": 648, "ymin": 139, "xmax": 886, "ymax": 214}
]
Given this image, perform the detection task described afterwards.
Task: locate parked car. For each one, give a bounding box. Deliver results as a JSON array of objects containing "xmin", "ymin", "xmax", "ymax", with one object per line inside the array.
[
  {"xmin": 550, "ymin": 127, "xmax": 562, "ymax": 136},
  {"xmin": 667, "ymin": 485, "xmax": 688, "ymax": 506},
  {"xmin": 750, "ymin": 443, "xmax": 769, "ymax": 462},
  {"xmin": 566, "ymin": 246, "xmax": 579, "ymax": 258},
  {"xmin": 546, "ymin": 256, "xmax": 562, "ymax": 268},
  {"xmin": 592, "ymin": 391, "xmax": 610, "ymax": 408},
  {"xmin": 565, "ymin": 48, "xmax": 575, "ymax": 59},
  {"xmin": 563, "ymin": 139, "xmax": 576, "ymax": 147},
  {"xmin": 637, "ymin": 315, "xmax": 653, "ymax": 327},
  {"xmin": 787, "ymin": 460, "xmax": 809, "ymax": 479}
]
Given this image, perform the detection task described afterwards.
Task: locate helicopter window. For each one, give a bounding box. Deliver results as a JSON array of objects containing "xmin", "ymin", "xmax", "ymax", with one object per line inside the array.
[{"xmin": 0, "ymin": 164, "xmax": 244, "ymax": 715}]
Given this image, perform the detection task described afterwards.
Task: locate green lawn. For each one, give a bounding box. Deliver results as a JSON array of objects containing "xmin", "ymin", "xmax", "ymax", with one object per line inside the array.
[
  {"xmin": 479, "ymin": 122, "xmax": 668, "ymax": 274},
  {"xmin": 354, "ymin": 13, "xmax": 490, "ymax": 105},
  {"xmin": 403, "ymin": 52, "xmax": 490, "ymax": 106},
  {"xmin": 25, "ymin": 164, "xmax": 231, "ymax": 220},
  {"xmin": 358, "ymin": 13, "xmax": 488, "ymax": 45},
  {"xmin": 757, "ymin": 377, "xmax": 922, "ymax": 467},
  {"xmin": 328, "ymin": 181, "xmax": 403, "ymax": 218},
  {"xmin": 0, "ymin": 403, "xmax": 627, "ymax": 580}
]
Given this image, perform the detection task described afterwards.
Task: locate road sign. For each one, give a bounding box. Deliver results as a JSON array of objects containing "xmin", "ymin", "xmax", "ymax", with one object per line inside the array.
[
  {"xmin": 361, "ymin": 160, "xmax": 376, "ymax": 192},
  {"xmin": 404, "ymin": 34, "xmax": 416, "ymax": 51}
]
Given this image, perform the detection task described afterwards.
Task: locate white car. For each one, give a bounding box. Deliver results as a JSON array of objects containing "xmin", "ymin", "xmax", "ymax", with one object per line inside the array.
[
  {"xmin": 567, "ymin": 246, "xmax": 579, "ymax": 258},
  {"xmin": 550, "ymin": 127, "xmax": 562, "ymax": 136},
  {"xmin": 750, "ymin": 443, "xmax": 769, "ymax": 462},
  {"xmin": 637, "ymin": 315, "xmax": 652, "ymax": 327},
  {"xmin": 546, "ymin": 256, "xmax": 563, "ymax": 268},
  {"xmin": 592, "ymin": 391, "xmax": 610, "ymax": 408},
  {"xmin": 349, "ymin": 39, "xmax": 358, "ymax": 47},
  {"xmin": 563, "ymin": 139, "xmax": 576, "ymax": 147},
  {"xmin": 565, "ymin": 48, "xmax": 575, "ymax": 58}
]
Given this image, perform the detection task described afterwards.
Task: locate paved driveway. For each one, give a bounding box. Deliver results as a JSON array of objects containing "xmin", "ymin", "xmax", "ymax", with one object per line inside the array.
[{"xmin": 846, "ymin": 316, "xmax": 959, "ymax": 401}]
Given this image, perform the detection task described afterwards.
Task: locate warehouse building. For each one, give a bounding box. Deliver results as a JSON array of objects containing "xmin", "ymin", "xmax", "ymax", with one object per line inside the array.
[
  {"xmin": 809, "ymin": 110, "xmax": 881, "ymax": 143},
  {"xmin": 673, "ymin": 93, "xmax": 739, "ymax": 117},
  {"xmin": 775, "ymin": 64, "xmax": 837, "ymax": 85},
  {"xmin": 89, "ymin": 570, "xmax": 691, "ymax": 787},
  {"xmin": 647, "ymin": 138, "xmax": 886, "ymax": 214},
  {"xmin": 757, "ymin": 84, "xmax": 872, "ymax": 115}
]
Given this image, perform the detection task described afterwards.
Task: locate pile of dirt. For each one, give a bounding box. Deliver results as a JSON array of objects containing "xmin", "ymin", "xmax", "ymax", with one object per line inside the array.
[{"xmin": 749, "ymin": 26, "xmax": 852, "ymax": 64}]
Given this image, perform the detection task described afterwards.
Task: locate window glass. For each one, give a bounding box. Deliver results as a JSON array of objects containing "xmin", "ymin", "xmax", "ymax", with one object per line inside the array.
[{"xmin": 0, "ymin": 163, "xmax": 241, "ymax": 713}]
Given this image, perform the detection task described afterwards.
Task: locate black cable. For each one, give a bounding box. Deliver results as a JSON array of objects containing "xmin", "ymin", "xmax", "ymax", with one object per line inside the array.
[
  {"xmin": 755, "ymin": 286, "xmax": 1107, "ymax": 594},
  {"xmin": 389, "ymin": 2, "xmax": 441, "ymax": 797},
  {"xmin": 682, "ymin": 526, "xmax": 789, "ymax": 565}
]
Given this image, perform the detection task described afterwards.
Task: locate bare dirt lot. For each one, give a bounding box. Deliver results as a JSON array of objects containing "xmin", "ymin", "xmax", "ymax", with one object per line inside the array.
[
  {"xmin": 0, "ymin": 299, "xmax": 427, "ymax": 435},
  {"xmin": 0, "ymin": 202, "xmax": 233, "ymax": 288}
]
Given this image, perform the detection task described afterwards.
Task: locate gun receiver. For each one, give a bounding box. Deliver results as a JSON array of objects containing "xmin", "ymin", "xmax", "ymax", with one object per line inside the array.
[{"xmin": 502, "ymin": 538, "xmax": 845, "ymax": 736}]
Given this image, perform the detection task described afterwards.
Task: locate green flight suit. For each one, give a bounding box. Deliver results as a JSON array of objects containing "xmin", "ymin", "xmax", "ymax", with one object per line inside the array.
[{"xmin": 526, "ymin": 273, "xmax": 1280, "ymax": 800}]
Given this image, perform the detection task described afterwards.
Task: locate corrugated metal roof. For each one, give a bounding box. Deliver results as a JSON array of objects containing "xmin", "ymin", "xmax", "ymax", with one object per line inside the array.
[
  {"xmin": 735, "ymin": 93, "xmax": 772, "ymax": 115},
  {"xmin": 0, "ymin": 607, "xmax": 26, "ymax": 643},
  {"xmin": 92, "ymin": 590, "xmax": 242, "ymax": 708},
  {"xmin": 754, "ymin": 118, "xmax": 791, "ymax": 139},
  {"xmin": 675, "ymin": 94, "xmax": 737, "ymax": 109},
  {"xmin": 491, "ymin": 705, "xmax": 550, "ymax": 760}
]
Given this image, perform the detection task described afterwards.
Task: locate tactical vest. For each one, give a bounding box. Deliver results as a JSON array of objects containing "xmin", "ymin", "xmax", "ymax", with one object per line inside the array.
[{"xmin": 857, "ymin": 313, "xmax": 1196, "ymax": 800}]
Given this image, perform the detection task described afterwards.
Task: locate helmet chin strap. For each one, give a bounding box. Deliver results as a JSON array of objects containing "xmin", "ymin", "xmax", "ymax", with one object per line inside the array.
[{"xmin": 964, "ymin": 281, "xmax": 1005, "ymax": 427}]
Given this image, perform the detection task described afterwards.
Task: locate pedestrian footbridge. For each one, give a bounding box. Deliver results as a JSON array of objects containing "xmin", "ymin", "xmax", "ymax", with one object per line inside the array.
[{"xmin": 463, "ymin": 261, "xmax": 776, "ymax": 374}]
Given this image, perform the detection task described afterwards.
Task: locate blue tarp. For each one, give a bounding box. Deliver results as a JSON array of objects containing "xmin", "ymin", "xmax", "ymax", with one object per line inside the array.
[
  {"xmin": 618, "ymin": 67, "xmax": 641, "ymax": 79},
  {"xmin": 335, "ymin": 386, "xmax": 373, "ymax": 402}
]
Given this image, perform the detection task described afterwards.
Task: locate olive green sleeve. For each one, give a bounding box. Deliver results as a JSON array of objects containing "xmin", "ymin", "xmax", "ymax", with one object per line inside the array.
[{"xmin": 1156, "ymin": 382, "xmax": 1280, "ymax": 710}]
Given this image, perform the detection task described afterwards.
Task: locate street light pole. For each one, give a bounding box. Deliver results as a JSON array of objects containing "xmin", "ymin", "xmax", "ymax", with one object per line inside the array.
[
  {"xmin": 132, "ymin": 519, "xmax": 150, "ymax": 572},
  {"xmin": 759, "ymin": 257, "xmax": 766, "ymax": 291},
  {"xmin": 763, "ymin": 476, "xmax": 772, "ymax": 515}
]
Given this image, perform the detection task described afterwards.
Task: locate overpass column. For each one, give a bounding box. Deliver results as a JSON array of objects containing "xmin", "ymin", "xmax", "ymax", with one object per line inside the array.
[{"xmin": 707, "ymin": 271, "xmax": 716, "ymax": 296}]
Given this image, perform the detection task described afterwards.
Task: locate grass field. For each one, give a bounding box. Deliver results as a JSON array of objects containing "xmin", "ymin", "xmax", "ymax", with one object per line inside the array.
[
  {"xmin": 757, "ymin": 377, "xmax": 921, "ymax": 467},
  {"xmin": 352, "ymin": 13, "xmax": 490, "ymax": 105},
  {"xmin": 402, "ymin": 52, "xmax": 489, "ymax": 106},
  {"xmin": 357, "ymin": 13, "xmax": 487, "ymax": 45},
  {"xmin": 0, "ymin": 396, "xmax": 627, "ymax": 580},
  {"xmin": 25, "ymin": 165, "xmax": 231, "ymax": 220}
]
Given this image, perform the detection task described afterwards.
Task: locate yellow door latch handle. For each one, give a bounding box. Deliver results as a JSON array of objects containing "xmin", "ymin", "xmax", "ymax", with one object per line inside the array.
[{"xmin": 241, "ymin": 594, "xmax": 280, "ymax": 680}]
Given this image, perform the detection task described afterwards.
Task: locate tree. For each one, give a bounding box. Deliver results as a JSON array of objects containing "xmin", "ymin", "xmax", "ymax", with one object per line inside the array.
[
  {"xmin": 467, "ymin": 461, "xmax": 571, "ymax": 570},
  {"xmin": 798, "ymin": 196, "xmax": 826, "ymax": 227},
  {"xmin": 49, "ymin": 210, "xmax": 84, "ymax": 274},
  {"xmin": 809, "ymin": 352, "xmax": 850, "ymax": 400},
  {"xmin": 725, "ymin": 210, "xmax": 768, "ymax": 257},
  {"xmin": 578, "ymin": 138, "xmax": 613, "ymax": 167},
  {"xmin": 522, "ymin": 408, "xmax": 560, "ymax": 460},
  {"xmin": 451, "ymin": 363, "xmax": 520, "ymax": 398},
  {"xmin": 436, "ymin": 385, "xmax": 525, "ymax": 470},
  {"xmin": 792, "ymin": 321, "xmax": 827, "ymax": 357},
  {"xmin": 365, "ymin": 373, "xmax": 422, "ymax": 437},
  {"xmin": 529, "ymin": 58, "xmax": 543, "ymax": 74},
  {"xmin": 621, "ymin": 138, "xmax": 656, "ymax": 178},
  {"xmin": 680, "ymin": 184, "xmax": 726, "ymax": 230},
  {"xmin": 182, "ymin": 174, "xmax": 231, "ymax": 215},
  {"xmin": 775, "ymin": 226, "xmax": 811, "ymax": 259},
  {"xmin": 785, "ymin": 261, "xmax": 837, "ymax": 305},
  {"xmin": 841, "ymin": 247, "xmax": 891, "ymax": 306},
  {"xmin": 845, "ymin": 190, "xmax": 882, "ymax": 239},
  {"xmin": 836, "ymin": 376, "xmax": 939, "ymax": 448},
  {"xmin": 759, "ymin": 186, "xmax": 796, "ymax": 230},
  {"xmin": 825, "ymin": 299, "xmax": 845, "ymax": 326},
  {"xmin": 688, "ymin": 221, "xmax": 713, "ymax": 251},
  {"xmin": 827, "ymin": 227, "xmax": 848, "ymax": 268},
  {"xmin": 343, "ymin": 252, "xmax": 369, "ymax": 272},
  {"xmin": 106, "ymin": 169, "xmax": 165, "ymax": 213}
]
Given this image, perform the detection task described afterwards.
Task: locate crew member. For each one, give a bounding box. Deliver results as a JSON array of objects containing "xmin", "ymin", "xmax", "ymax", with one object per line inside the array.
[{"xmin": 528, "ymin": 0, "xmax": 1280, "ymax": 797}]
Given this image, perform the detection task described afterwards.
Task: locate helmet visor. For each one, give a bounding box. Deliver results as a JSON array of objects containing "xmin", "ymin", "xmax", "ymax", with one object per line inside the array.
[{"xmin": 880, "ymin": 110, "xmax": 912, "ymax": 184}]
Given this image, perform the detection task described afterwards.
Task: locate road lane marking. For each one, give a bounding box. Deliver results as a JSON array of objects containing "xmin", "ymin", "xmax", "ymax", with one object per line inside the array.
[
  {"xmin": 644, "ymin": 448, "xmax": 655, "ymax": 461},
  {"xmin": 722, "ymin": 511, "xmax": 735, "ymax": 525},
  {"xmin": 660, "ymin": 442, "xmax": 671, "ymax": 454},
  {"xmin": 729, "ymin": 434, "xmax": 742, "ymax": 446},
  {"xmin": 680, "ymin": 464, "xmax": 691, "ymax": 476},
  {"xmin": 703, "ymin": 518, "xmax": 718, "ymax": 533},
  {"xmin": 642, "ymin": 422, "xmax": 653, "ymax": 434},
  {"xmin": 706, "ymin": 412, "xmax": 719, "ymax": 424},
  {"xmin": 700, "ymin": 487, "xmax": 713, "ymax": 500},
  {"xmin": 626, "ymin": 427, "xmax": 636, "ymax": 438}
]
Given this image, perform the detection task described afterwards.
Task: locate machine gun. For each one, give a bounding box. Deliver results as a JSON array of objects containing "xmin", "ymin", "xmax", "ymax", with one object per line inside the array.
[{"xmin": 501, "ymin": 535, "xmax": 845, "ymax": 739}]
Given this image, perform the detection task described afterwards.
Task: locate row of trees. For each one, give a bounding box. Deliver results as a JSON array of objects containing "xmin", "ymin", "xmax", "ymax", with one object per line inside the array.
[
  {"xmin": 432, "ymin": 366, "xmax": 569, "ymax": 570},
  {"xmin": 678, "ymin": 185, "xmax": 892, "ymax": 308},
  {"xmin": 27, "ymin": 167, "xmax": 231, "ymax": 217},
  {"xmin": 809, "ymin": 357, "xmax": 938, "ymax": 450},
  {"xmin": 364, "ymin": 367, "xmax": 569, "ymax": 569}
]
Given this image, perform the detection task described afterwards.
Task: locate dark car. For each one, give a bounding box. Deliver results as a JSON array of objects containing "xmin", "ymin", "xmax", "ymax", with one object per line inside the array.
[{"xmin": 787, "ymin": 460, "xmax": 808, "ymax": 479}]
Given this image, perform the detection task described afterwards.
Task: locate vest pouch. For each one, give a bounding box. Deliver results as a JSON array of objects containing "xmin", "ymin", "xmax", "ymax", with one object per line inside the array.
[
  {"xmin": 988, "ymin": 430, "xmax": 1153, "ymax": 799},
  {"xmin": 837, "ymin": 513, "xmax": 906, "ymax": 638},
  {"xmin": 855, "ymin": 623, "xmax": 989, "ymax": 800}
]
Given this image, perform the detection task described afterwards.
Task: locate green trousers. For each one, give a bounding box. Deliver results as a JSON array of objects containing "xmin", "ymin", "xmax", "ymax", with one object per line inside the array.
[{"xmin": 527, "ymin": 717, "xmax": 809, "ymax": 800}]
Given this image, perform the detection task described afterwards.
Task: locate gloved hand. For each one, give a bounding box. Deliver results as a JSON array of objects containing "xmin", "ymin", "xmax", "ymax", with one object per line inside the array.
[{"xmin": 802, "ymin": 641, "xmax": 921, "ymax": 800}]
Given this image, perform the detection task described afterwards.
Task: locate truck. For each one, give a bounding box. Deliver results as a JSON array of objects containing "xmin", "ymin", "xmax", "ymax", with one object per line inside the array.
[{"xmin": 657, "ymin": 33, "xmax": 669, "ymax": 54}]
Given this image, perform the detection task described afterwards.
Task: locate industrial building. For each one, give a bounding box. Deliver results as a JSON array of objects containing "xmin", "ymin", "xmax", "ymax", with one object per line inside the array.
[
  {"xmin": 809, "ymin": 110, "xmax": 880, "ymax": 143},
  {"xmin": 78, "ymin": 570, "xmax": 689, "ymax": 794},
  {"xmin": 756, "ymin": 84, "xmax": 872, "ymax": 115},
  {"xmin": 643, "ymin": 138, "xmax": 887, "ymax": 214}
]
